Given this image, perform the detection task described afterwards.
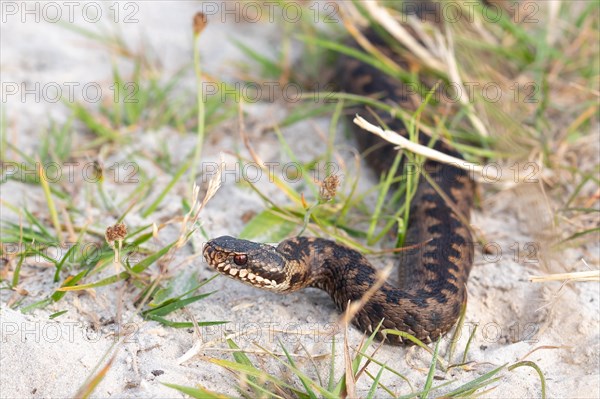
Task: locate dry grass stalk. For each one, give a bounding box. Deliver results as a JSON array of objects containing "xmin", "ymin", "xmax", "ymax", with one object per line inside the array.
[
  {"xmin": 530, "ymin": 270, "xmax": 600, "ymax": 283},
  {"xmin": 361, "ymin": 0, "xmax": 445, "ymax": 72},
  {"xmin": 353, "ymin": 114, "xmax": 484, "ymax": 173}
]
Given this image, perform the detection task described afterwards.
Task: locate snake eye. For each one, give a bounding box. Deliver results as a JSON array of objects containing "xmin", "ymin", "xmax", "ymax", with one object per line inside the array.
[{"xmin": 233, "ymin": 254, "xmax": 248, "ymax": 266}]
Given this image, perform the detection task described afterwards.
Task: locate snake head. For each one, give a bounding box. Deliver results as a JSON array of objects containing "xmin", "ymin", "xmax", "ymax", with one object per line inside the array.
[{"xmin": 203, "ymin": 236, "xmax": 290, "ymax": 292}]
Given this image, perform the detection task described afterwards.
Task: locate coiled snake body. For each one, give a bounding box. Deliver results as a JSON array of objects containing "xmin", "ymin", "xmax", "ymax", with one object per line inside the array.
[{"xmin": 204, "ymin": 29, "xmax": 475, "ymax": 345}]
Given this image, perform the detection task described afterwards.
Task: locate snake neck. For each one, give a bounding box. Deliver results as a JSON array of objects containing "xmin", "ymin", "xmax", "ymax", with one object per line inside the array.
[
  {"xmin": 276, "ymin": 237, "xmax": 364, "ymax": 294},
  {"xmin": 277, "ymin": 236, "xmax": 395, "ymax": 319}
]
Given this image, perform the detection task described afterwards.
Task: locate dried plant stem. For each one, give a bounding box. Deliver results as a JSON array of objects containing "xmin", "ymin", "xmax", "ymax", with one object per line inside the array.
[
  {"xmin": 361, "ymin": 0, "xmax": 445, "ymax": 72},
  {"xmin": 530, "ymin": 270, "xmax": 600, "ymax": 283},
  {"xmin": 353, "ymin": 114, "xmax": 484, "ymax": 173}
]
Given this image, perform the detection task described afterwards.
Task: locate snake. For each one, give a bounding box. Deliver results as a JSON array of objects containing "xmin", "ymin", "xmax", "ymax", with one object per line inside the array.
[{"xmin": 203, "ymin": 22, "xmax": 475, "ymax": 345}]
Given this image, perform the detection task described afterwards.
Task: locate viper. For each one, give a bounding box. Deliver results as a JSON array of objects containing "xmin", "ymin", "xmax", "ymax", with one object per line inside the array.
[{"xmin": 203, "ymin": 13, "xmax": 475, "ymax": 345}]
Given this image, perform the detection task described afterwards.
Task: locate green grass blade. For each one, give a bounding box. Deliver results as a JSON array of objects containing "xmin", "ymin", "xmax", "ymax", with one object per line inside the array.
[
  {"xmin": 559, "ymin": 227, "xmax": 600, "ymax": 244},
  {"xmin": 366, "ymin": 364, "xmax": 386, "ymax": 399},
  {"xmin": 327, "ymin": 336, "xmax": 336, "ymax": 392},
  {"xmin": 462, "ymin": 324, "xmax": 478, "ymax": 364},
  {"xmin": 162, "ymin": 382, "xmax": 234, "ymax": 399},
  {"xmin": 508, "ymin": 361, "xmax": 546, "ymax": 399},
  {"xmin": 296, "ymin": 34, "xmax": 402, "ymax": 80},
  {"xmin": 231, "ymin": 38, "xmax": 282, "ymax": 78},
  {"xmin": 239, "ymin": 209, "xmax": 296, "ymax": 242},
  {"xmin": 207, "ymin": 358, "xmax": 300, "ymax": 392},
  {"xmin": 367, "ymin": 152, "xmax": 402, "ymax": 244},
  {"xmin": 279, "ymin": 343, "xmax": 319, "ymax": 399},
  {"xmin": 51, "ymin": 270, "xmax": 88, "ymax": 301},
  {"xmin": 447, "ymin": 301, "xmax": 468, "ymax": 363},
  {"xmin": 141, "ymin": 159, "xmax": 191, "ymax": 217},
  {"xmin": 146, "ymin": 315, "xmax": 226, "ymax": 329},
  {"xmin": 49, "ymin": 310, "xmax": 68, "ymax": 319},
  {"xmin": 54, "ymin": 241, "xmax": 82, "ymax": 282},
  {"xmin": 22, "ymin": 208, "xmax": 53, "ymax": 240},
  {"xmin": 20, "ymin": 298, "xmax": 53, "ymax": 313},
  {"xmin": 56, "ymin": 271, "xmax": 130, "ymax": 291},
  {"xmin": 130, "ymin": 239, "xmax": 179, "ymax": 273},
  {"xmin": 11, "ymin": 253, "xmax": 25, "ymax": 288},
  {"xmin": 444, "ymin": 364, "xmax": 507, "ymax": 397},
  {"xmin": 37, "ymin": 162, "xmax": 63, "ymax": 243},
  {"xmin": 333, "ymin": 319, "xmax": 384, "ymax": 396},
  {"xmin": 422, "ymin": 339, "xmax": 441, "ymax": 399},
  {"xmin": 144, "ymin": 292, "xmax": 217, "ymax": 317},
  {"xmin": 69, "ymin": 102, "xmax": 121, "ymax": 141}
]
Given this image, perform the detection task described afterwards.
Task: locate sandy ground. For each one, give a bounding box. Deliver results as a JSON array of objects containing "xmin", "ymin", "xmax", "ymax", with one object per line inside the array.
[{"xmin": 1, "ymin": 2, "xmax": 599, "ymax": 398}]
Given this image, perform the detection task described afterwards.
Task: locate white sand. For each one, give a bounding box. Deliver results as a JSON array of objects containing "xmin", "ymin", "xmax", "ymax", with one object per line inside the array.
[{"xmin": 1, "ymin": 2, "xmax": 599, "ymax": 398}]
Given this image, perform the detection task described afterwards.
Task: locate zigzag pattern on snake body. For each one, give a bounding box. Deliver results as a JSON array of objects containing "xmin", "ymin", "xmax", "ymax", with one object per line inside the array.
[{"xmin": 203, "ymin": 24, "xmax": 475, "ymax": 345}]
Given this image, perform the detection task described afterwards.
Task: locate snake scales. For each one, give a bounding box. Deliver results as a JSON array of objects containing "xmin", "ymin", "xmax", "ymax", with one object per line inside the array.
[{"xmin": 204, "ymin": 18, "xmax": 475, "ymax": 345}]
